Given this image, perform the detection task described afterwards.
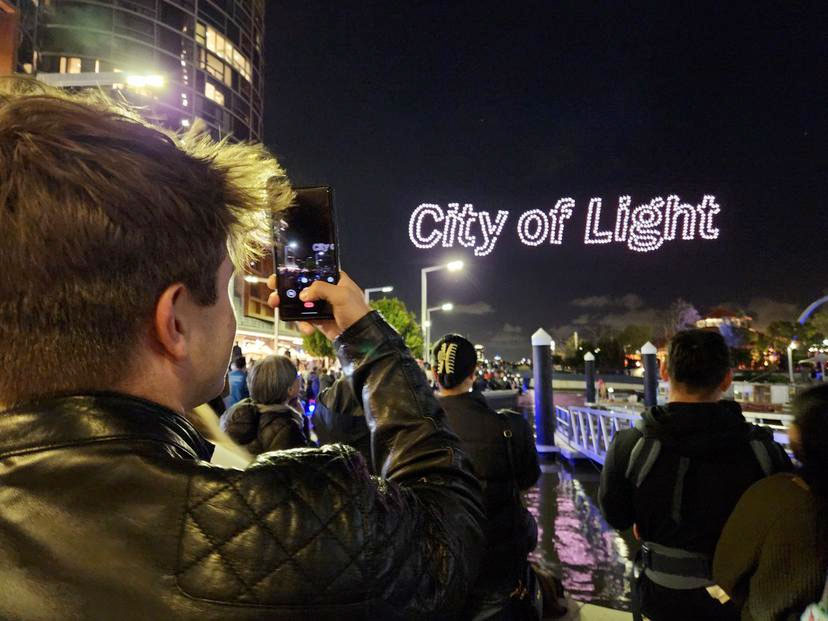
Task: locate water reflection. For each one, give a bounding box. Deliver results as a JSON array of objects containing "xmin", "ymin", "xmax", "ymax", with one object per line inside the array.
[{"xmin": 525, "ymin": 461, "xmax": 637, "ymax": 610}]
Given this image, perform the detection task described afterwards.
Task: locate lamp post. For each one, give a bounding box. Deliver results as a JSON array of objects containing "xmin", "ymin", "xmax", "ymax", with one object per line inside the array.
[
  {"xmin": 420, "ymin": 260, "xmax": 463, "ymax": 359},
  {"xmin": 787, "ymin": 340, "xmax": 798, "ymax": 385},
  {"xmin": 364, "ymin": 285, "xmax": 394, "ymax": 303},
  {"xmin": 425, "ymin": 303, "xmax": 453, "ymax": 360}
]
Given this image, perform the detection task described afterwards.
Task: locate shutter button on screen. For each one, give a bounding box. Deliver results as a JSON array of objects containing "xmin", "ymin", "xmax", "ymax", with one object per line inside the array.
[{"xmin": 303, "ymin": 302, "xmax": 315, "ymax": 308}]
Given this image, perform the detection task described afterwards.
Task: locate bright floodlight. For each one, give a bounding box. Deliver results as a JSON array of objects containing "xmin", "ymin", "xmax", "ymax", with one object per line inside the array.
[
  {"xmin": 423, "ymin": 320, "xmax": 432, "ymax": 328},
  {"xmin": 382, "ymin": 286, "xmax": 394, "ymax": 292},
  {"xmin": 127, "ymin": 74, "xmax": 165, "ymax": 88},
  {"xmin": 441, "ymin": 303, "xmax": 453, "ymax": 311},
  {"xmin": 789, "ymin": 341, "xmax": 798, "ymax": 350},
  {"xmin": 446, "ymin": 260, "xmax": 464, "ymax": 271},
  {"xmin": 288, "ymin": 241, "xmax": 298, "ymax": 249}
]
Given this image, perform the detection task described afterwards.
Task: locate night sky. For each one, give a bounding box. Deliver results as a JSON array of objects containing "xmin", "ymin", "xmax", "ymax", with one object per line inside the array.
[{"xmin": 263, "ymin": 2, "xmax": 827, "ymax": 359}]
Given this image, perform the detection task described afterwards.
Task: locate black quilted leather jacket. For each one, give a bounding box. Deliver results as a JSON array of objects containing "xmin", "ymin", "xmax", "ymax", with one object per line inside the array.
[{"xmin": 0, "ymin": 312, "xmax": 485, "ymax": 620}]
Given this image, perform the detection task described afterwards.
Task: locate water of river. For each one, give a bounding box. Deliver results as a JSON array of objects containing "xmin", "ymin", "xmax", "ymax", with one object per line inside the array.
[{"xmin": 525, "ymin": 459, "xmax": 638, "ymax": 611}]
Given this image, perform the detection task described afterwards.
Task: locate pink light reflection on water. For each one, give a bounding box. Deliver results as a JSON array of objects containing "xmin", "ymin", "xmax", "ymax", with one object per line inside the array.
[{"xmin": 525, "ymin": 466, "xmax": 634, "ymax": 610}]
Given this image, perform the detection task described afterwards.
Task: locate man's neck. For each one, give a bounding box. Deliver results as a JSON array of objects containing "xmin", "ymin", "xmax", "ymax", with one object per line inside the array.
[
  {"xmin": 668, "ymin": 387, "xmax": 721, "ymax": 404},
  {"xmin": 437, "ymin": 381, "xmax": 474, "ymax": 397}
]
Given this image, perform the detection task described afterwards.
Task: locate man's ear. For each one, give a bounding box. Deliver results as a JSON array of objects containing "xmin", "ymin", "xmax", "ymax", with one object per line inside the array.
[
  {"xmin": 153, "ymin": 283, "xmax": 188, "ymax": 361},
  {"xmin": 719, "ymin": 368, "xmax": 734, "ymax": 393},
  {"xmin": 659, "ymin": 359, "xmax": 669, "ymax": 381}
]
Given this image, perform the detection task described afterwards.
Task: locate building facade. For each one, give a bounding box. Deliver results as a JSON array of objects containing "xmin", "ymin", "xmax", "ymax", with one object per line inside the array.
[{"xmin": 10, "ymin": 0, "xmax": 264, "ymax": 141}]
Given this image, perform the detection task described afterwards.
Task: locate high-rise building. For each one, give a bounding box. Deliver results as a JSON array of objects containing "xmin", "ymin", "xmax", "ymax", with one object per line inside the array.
[{"xmin": 8, "ymin": 0, "xmax": 264, "ymax": 141}]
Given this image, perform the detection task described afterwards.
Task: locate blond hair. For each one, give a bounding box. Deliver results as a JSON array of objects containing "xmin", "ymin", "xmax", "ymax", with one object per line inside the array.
[{"xmin": 0, "ymin": 78, "xmax": 293, "ymax": 406}]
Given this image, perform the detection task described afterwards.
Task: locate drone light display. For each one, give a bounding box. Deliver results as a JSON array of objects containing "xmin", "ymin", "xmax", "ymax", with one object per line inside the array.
[{"xmin": 408, "ymin": 195, "xmax": 720, "ymax": 255}]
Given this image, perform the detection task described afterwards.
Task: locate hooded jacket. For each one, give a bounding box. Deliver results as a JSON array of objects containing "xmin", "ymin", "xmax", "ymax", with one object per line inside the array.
[
  {"xmin": 220, "ymin": 399, "xmax": 309, "ymax": 455},
  {"xmin": 0, "ymin": 312, "xmax": 485, "ymax": 620},
  {"xmin": 599, "ymin": 400, "xmax": 791, "ymax": 555}
]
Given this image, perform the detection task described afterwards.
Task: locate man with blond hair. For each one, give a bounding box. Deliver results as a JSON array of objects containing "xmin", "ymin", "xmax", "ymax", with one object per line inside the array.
[{"xmin": 0, "ymin": 80, "xmax": 483, "ymax": 619}]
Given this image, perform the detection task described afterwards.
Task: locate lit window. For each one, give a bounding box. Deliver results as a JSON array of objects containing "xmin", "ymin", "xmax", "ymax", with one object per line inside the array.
[
  {"xmin": 67, "ymin": 57, "xmax": 82, "ymax": 74},
  {"xmin": 206, "ymin": 53, "xmax": 224, "ymax": 80},
  {"xmin": 196, "ymin": 22, "xmax": 252, "ymax": 83},
  {"xmin": 224, "ymin": 64, "xmax": 232, "ymax": 86},
  {"xmin": 59, "ymin": 56, "xmax": 66, "ymax": 73},
  {"xmin": 205, "ymin": 81, "xmax": 224, "ymax": 106},
  {"xmin": 94, "ymin": 59, "xmax": 100, "ymax": 73}
]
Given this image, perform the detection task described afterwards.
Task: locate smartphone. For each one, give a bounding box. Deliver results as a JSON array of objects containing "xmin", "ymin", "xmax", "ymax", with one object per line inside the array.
[{"xmin": 272, "ymin": 186, "xmax": 340, "ymax": 322}]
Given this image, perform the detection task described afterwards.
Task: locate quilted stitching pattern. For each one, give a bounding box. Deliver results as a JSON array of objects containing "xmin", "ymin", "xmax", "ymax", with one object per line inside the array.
[
  {"xmin": 176, "ymin": 446, "xmax": 470, "ymax": 616},
  {"xmin": 177, "ymin": 444, "xmax": 377, "ymax": 605}
]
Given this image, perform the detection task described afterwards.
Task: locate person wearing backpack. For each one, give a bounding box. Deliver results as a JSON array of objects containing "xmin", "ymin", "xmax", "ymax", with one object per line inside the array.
[
  {"xmin": 598, "ymin": 330, "xmax": 791, "ymax": 621},
  {"xmin": 714, "ymin": 384, "xmax": 828, "ymax": 620}
]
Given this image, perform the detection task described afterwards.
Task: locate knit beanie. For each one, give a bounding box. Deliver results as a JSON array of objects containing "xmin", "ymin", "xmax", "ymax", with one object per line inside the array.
[{"xmin": 432, "ymin": 334, "xmax": 477, "ymax": 389}]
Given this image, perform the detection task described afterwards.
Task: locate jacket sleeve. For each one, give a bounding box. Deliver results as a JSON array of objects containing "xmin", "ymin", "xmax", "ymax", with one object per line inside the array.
[
  {"xmin": 513, "ymin": 414, "xmax": 541, "ymax": 490},
  {"xmin": 598, "ymin": 429, "xmax": 638, "ymax": 530},
  {"xmin": 334, "ymin": 311, "xmax": 486, "ymax": 614}
]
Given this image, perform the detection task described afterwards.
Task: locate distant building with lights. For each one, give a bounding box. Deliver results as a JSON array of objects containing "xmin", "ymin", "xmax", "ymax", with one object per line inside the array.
[
  {"xmin": 695, "ymin": 307, "xmax": 753, "ymax": 330},
  {"xmin": 4, "ymin": 0, "xmax": 264, "ymax": 140},
  {"xmin": 2, "ymin": 1, "xmax": 306, "ymax": 358}
]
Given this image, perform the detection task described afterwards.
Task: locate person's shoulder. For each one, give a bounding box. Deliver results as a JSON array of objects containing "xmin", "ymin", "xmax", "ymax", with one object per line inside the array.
[
  {"xmin": 609, "ymin": 425, "xmax": 643, "ymax": 450},
  {"xmin": 743, "ymin": 472, "xmax": 811, "ymax": 504}
]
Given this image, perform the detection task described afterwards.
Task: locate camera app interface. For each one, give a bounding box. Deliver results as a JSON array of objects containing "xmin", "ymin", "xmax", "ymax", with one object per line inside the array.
[{"xmin": 275, "ymin": 187, "xmax": 338, "ymax": 319}]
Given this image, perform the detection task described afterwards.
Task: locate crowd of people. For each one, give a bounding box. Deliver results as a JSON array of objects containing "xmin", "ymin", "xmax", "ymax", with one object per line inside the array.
[{"xmin": 0, "ymin": 81, "xmax": 826, "ymax": 620}]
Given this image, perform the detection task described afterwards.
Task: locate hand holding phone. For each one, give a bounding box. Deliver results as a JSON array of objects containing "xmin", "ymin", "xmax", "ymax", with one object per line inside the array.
[
  {"xmin": 273, "ymin": 186, "xmax": 340, "ymax": 321},
  {"xmin": 267, "ymin": 271, "xmax": 371, "ymax": 341}
]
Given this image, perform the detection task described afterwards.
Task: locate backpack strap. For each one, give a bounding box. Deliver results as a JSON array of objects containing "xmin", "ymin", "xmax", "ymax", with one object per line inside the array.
[
  {"xmin": 625, "ymin": 422, "xmax": 663, "ymax": 488},
  {"xmin": 747, "ymin": 425, "xmax": 787, "ymax": 476}
]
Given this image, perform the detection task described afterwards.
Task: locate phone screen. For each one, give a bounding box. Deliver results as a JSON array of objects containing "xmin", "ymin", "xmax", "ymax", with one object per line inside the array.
[{"xmin": 273, "ymin": 186, "xmax": 339, "ymax": 321}]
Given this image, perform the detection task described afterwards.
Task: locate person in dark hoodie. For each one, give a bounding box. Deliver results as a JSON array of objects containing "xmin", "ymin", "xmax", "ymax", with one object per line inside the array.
[
  {"xmin": 431, "ymin": 334, "xmax": 544, "ymax": 620},
  {"xmin": 598, "ymin": 329, "xmax": 791, "ymax": 621},
  {"xmin": 220, "ymin": 355, "xmax": 310, "ymax": 454}
]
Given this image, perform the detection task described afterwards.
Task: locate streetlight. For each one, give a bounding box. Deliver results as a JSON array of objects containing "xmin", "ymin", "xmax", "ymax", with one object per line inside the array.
[
  {"xmin": 787, "ymin": 340, "xmax": 798, "ymax": 384},
  {"xmin": 364, "ymin": 285, "xmax": 394, "ymax": 303},
  {"xmin": 421, "ymin": 261, "xmax": 464, "ymax": 359},
  {"xmin": 425, "ymin": 302, "xmax": 454, "ymax": 360}
]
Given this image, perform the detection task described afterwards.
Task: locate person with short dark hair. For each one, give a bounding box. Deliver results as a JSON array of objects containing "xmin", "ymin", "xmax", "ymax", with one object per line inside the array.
[
  {"xmin": 431, "ymin": 334, "xmax": 542, "ymax": 619},
  {"xmin": 220, "ymin": 355, "xmax": 309, "ymax": 454},
  {"xmin": 0, "ymin": 80, "xmax": 484, "ymax": 618},
  {"xmin": 714, "ymin": 384, "xmax": 828, "ymax": 620},
  {"xmin": 598, "ymin": 329, "xmax": 791, "ymax": 621}
]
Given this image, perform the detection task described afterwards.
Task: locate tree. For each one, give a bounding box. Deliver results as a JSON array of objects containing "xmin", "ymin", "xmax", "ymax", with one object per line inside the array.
[
  {"xmin": 661, "ymin": 298, "xmax": 701, "ymax": 339},
  {"xmin": 806, "ymin": 309, "xmax": 828, "ymax": 342},
  {"xmin": 617, "ymin": 324, "xmax": 653, "ymax": 350},
  {"xmin": 302, "ymin": 328, "xmax": 334, "ymax": 359},
  {"xmin": 596, "ymin": 336, "xmax": 625, "ymax": 373},
  {"xmin": 370, "ymin": 297, "xmax": 424, "ymax": 358}
]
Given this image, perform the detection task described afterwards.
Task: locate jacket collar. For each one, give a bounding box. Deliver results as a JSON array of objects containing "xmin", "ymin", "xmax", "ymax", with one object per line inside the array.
[
  {"xmin": 0, "ymin": 392, "xmax": 213, "ymax": 461},
  {"xmin": 438, "ymin": 388, "xmax": 490, "ymax": 410}
]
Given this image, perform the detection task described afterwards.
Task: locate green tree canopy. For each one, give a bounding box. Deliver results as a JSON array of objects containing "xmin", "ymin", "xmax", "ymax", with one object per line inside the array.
[
  {"xmin": 370, "ymin": 297, "xmax": 424, "ymax": 358},
  {"xmin": 301, "ymin": 328, "xmax": 334, "ymax": 359}
]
